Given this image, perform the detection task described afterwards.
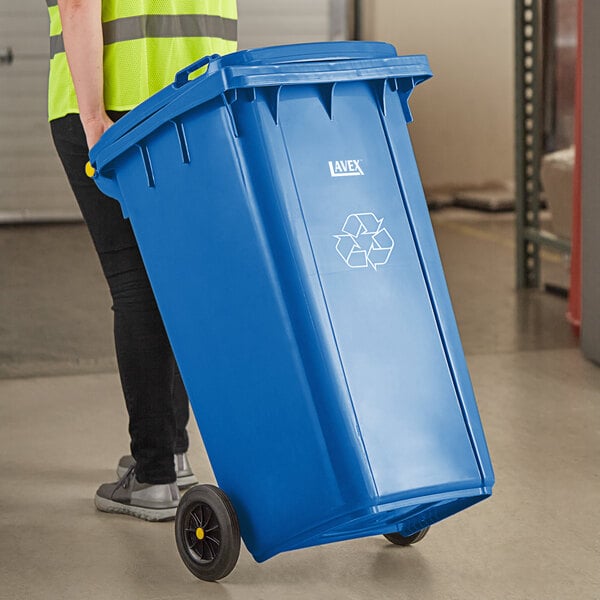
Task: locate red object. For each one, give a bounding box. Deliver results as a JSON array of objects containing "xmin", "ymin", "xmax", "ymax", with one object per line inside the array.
[{"xmin": 567, "ymin": 0, "xmax": 582, "ymax": 332}]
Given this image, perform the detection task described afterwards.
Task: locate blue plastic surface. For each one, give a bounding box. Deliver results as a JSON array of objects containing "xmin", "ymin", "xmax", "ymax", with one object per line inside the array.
[{"xmin": 91, "ymin": 41, "xmax": 494, "ymax": 562}]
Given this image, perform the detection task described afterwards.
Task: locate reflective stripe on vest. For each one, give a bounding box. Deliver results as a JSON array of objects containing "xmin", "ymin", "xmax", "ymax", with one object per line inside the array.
[
  {"xmin": 49, "ymin": 14, "xmax": 237, "ymax": 59},
  {"xmin": 47, "ymin": 1, "xmax": 238, "ymax": 121}
]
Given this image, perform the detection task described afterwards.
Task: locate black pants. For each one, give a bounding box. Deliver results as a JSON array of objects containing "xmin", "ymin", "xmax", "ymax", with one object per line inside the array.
[{"xmin": 51, "ymin": 113, "xmax": 189, "ymax": 484}]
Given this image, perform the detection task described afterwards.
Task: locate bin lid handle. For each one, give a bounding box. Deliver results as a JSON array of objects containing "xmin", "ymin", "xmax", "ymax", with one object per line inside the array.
[{"xmin": 174, "ymin": 54, "xmax": 221, "ymax": 88}]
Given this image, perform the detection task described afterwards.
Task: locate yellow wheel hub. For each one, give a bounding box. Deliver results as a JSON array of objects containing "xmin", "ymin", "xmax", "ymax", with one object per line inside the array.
[
  {"xmin": 195, "ymin": 527, "xmax": 205, "ymax": 540},
  {"xmin": 85, "ymin": 161, "xmax": 95, "ymax": 178}
]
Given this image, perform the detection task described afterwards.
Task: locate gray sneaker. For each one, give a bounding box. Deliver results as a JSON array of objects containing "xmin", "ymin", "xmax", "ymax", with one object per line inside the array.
[
  {"xmin": 95, "ymin": 466, "xmax": 179, "ymax": 521},
  {"xmin": 117, "ymin": 453, "xmax": 198, "ymax": 488}
]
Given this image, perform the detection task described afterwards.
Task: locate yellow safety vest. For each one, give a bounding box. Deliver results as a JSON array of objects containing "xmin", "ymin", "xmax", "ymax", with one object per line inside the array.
[{"xmin": 47, "ymin": 0, "xmax": 237, "ymax": 121}]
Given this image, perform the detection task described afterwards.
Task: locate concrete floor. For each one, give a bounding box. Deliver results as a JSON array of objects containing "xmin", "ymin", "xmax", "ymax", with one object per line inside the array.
[{"xmin": 1, "ymin": 209, "xmax": 599, "ymax": 599}]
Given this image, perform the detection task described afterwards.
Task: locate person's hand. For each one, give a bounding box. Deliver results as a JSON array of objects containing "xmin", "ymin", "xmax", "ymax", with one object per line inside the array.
[{"xmin": 81, "ymin": 112, "xmax": 114, "ymax": 150}]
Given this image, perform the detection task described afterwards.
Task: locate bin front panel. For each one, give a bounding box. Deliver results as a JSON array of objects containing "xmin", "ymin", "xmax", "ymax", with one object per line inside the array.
[{"xmin": 276, "ymin": 81, "xmax": 483, "ymax": 498}]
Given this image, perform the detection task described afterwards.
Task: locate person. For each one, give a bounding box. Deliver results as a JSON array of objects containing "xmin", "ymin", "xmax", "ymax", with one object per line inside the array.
[{"xmin": 47, "ymin": 0, "xmax": 238, "ymax": 521}]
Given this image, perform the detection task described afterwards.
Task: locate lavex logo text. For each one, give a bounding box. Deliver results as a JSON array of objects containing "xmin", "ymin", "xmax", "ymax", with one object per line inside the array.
[{"xmin": 328, "ymin": 159, "xmax": 364, "ymax": 177}]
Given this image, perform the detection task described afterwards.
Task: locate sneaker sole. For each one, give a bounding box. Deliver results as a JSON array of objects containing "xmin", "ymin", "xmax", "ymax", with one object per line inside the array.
[
  {"xmin": 94, "ymin": 494, "xmax": 177, "ymax": 522},
  {"xmin": 175, "ymin": 474, "xmax": 199, "ymax": 488},
  {"xmin": 116, "ymin": 466, "xmax": 198, "ymax": 489}
]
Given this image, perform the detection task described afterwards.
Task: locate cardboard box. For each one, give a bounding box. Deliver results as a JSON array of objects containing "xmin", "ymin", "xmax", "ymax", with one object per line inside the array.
[{"xmin": 540, "ymin": 147, "xmax": 574, "ymax": 241}]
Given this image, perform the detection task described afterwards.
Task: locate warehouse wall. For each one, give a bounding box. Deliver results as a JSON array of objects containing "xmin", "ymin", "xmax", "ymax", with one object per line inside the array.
[
  {"xmin": 0, "ymin": 0, "xmax": 77, "ymax": 221},
  {"xmin": 362, "ymin": 0, "xmax": 514, "ymax": 189},
  {"xmin": 239, "ymin": 0, "xmax": 349, "ymax": 48}
]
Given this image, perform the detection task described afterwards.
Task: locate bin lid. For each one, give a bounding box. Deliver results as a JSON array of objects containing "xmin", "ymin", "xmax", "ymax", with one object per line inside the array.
[{"xmin": 90, "ymin": 41, "xmax": 431, "ymax": 178}]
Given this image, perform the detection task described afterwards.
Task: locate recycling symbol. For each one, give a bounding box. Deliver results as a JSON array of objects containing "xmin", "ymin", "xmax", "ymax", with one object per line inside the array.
[{"xmin": 334, "ymin": 212, "xmax": 395, "ymax": 270}]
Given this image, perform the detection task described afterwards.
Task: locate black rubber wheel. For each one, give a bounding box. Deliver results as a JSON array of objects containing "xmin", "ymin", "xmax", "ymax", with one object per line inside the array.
[
  {"xmin": 175, "ymin": 484, "xmax": 241, "ymax": 581},
  {"xmin": 384, "ymin": 526, "xmax": 430, "ymax": 546}
]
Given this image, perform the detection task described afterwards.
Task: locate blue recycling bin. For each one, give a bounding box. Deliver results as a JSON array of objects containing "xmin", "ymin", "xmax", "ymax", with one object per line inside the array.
[{"xmin": 90, "ymin": 41, "xmax": 494, "ymax": 578}]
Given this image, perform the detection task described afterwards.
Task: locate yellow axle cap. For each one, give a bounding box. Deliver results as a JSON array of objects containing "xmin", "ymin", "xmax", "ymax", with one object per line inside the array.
[
  {"xmin": 195, "ymin": 527, "xmax": 205, "ymax": 540},
  {"xmin": 85, "ymin": 161, "xmax": 95, "ymax": 178}
]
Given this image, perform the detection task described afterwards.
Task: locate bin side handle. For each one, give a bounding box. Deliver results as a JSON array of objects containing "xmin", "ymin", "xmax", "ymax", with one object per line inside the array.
[{"xmin": 173, "ymin": 54, "xmax": 221, "ymax": 88}]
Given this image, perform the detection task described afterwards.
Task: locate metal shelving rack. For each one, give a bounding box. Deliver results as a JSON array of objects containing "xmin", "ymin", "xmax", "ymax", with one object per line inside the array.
[{"xmin": 515, "ymin": 0, "xmax": 571, "ymax": 289}]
